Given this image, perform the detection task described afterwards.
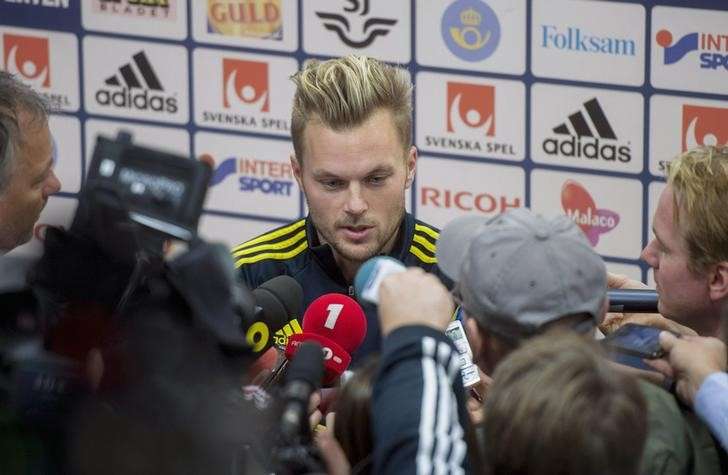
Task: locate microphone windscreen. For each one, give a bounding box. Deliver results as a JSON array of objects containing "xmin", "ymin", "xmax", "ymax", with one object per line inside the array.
[
  {"xmin": 302, "ymin": 293, "xmax": 367, "ymax": 354},
  {"xmin": 353, "ymin": 256, "xmax": 405, "ymax": 304},
  {"xmin": 252, "ymin": 275, "xmax": 303, "ymax": 330},
  {"xmin": 285, "ymin": 341, "xmax": 324, "ymax": 389}
]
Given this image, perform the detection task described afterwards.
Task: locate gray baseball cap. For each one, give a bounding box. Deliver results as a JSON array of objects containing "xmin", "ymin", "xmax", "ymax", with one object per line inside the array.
[{"xmin": 436, "ymin": 208, "xmax": 607, "ymax": 339}]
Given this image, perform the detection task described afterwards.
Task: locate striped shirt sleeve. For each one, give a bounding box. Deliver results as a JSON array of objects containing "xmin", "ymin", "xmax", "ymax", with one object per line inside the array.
[{"xmin": 373, "ymin": 325, "xmax": 470, "ymax": 475}]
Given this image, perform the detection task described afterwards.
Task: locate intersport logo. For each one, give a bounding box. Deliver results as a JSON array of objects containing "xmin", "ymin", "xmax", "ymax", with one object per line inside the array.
[
  {"xmin": 561, "ymin": 180, "xmax": 619, "ymax": 246},
  {"xmin": 201, "ymin": 153, "xmax": 294, "ymax": 196},
  {"xmin": 3, "ymin": 33, "xmax": 50, "ymax": 88},
  {"xmin": 656, "ymin": 28, "xmax": 728, "ymax": 71},
  {"xmin": 682, "ymin": 104, "xmax": 728, "ymax": 151},
  {"xmin": 315, "ymin": 0, "xmax": 397, "ymax": 48},
  {"xmin": 543, "ymin": 97, "xmax": 631, "ymax": 163},
  {"xmin": 95, "ymin": 51, "xmax": 178, "ymax": 113},
  {"xmin": 222, "ymin": 58, "xmax": 269, "ymax": 111}
]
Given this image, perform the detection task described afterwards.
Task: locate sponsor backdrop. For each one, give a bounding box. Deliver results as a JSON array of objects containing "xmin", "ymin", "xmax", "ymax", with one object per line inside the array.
[{"xmin": 2, "ymin": 0, "xmax": 728, "ymax": 284}]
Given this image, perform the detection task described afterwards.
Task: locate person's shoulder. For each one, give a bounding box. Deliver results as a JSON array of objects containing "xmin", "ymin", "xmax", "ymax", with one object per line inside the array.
[
  {"xmin": 407, "ymin": 218, "xmax": 440, "ymax": 266},
  {"xmin": 231, "ymin": 218, "xmax": 308, "ymax": 269}
]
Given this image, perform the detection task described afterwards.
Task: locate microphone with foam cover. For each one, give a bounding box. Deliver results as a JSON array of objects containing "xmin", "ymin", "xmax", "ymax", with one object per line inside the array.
[
  {"xmin": 245, "ymin": 275, "xmax": 303, "ymax": 353},
  {"xmin": 607, "ymin": 289, "xmax": 659, "ymax": 313},
  {"xmin": 285, "ymin": 293, "xmax": 367, "ymax": 385},
  {"xmin": 353, "ymin": 256, "xmax": 405, "ymax": 304}
]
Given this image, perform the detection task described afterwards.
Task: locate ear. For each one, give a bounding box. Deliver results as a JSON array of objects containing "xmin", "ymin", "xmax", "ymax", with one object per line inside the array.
[
  {"xmin": 290, "ymin": 153, "xmax": 303, "ymax": 189},
  {"xmin": 708, "ymin": 261, "xmax": 728, "ymax": 302},
  {"xmin": 404, "ymin": 146, "xmax": 417, "ymax": 189}
]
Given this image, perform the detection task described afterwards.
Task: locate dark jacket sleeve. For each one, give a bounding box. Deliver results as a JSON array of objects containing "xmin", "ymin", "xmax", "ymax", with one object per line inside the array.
[{"xmin": 372, "ymin": 325, "xmax": 470, "ymax": 475}]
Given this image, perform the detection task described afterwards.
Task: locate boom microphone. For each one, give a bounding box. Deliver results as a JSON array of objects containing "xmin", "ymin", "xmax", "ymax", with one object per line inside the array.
[
  {"xmin": 285, "ymin": 293, "xmax": 367, "ymax": 385},
  {"xmin": 607, "ymin": 289, "xmax": 659, "ymax": 313}
]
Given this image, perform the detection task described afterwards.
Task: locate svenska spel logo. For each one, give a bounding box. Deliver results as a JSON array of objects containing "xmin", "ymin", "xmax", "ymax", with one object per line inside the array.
[
  {"xmin": 222, "ymin": 58, "xmax": 269, "ymax": 111},
  {"xmin": 441, "ymin": 0, "xmax": 500, "ymax": 62},
  {"xmin": 207, "ymin": 0, "xmax": 282, "ymax": 40},
  {"xmin": 201, "ymin": 153, "xmax": 294, "ymax": 196},
  {"xmin": 446, "ymin": 81, "xmax": 495, "ymax": 135},
  {"xmin": 3, "ymin": 33, "xmax": 50, "ymax": 88},
  {"xmin": 681, "ymin": 104, "xmax": 728, "ymax": 151},
  {"xmin": 561, "ymin": 179, "xmax": 619, "ymax": 246},
  {"xmin": 656, "ymin": 28, "xmax": 728, "ymax": 71}
]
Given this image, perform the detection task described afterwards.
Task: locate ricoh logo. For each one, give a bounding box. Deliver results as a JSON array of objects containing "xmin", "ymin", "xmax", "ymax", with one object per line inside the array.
[
  {"xmin": 541, "ymin": 25, "xmax": 636, "ymax": 56},
  {"xmin": 94, "ymin": 51, "xmax": 178, "ymax": 113},
  {"xmin": 682, "ymin": 104, "xmax": 728, "ymax": 151},
  {"xmin": 424, "ymin": 81, "xmax": 515, "ymax": 156},
  {"xmin": 3, "ymin": 33, "xmax": 50, "ymax": 88},
  {"xmin": 315, "ymin": 0, "xmax": 397, "ymax": 48},
  {"xmin": 561, "ymin": 180, "xmax": 619, "ymax": 246},
  {"xmin": 202, "ymin": 154, "xmax": 294, "ymax": 196},
  {"xmin": 94, "ymin": 0, "xmax": 175, "ymax": 19},
  {"xmin": 208, "ymin": 0, "xmax": 282, "ymax": 39},
  {"xmin": 543, "ymin": 97, "xmax": 631, "ymax": 163},
  {"xmin": 441, "ymin": 0, "xmax": 500, "ymax": 62},
  {"xmin": 420, "ymin": 186, "xmax": 520, "ymax": 214},
  {"xmin": 656, "ymin": 28, "xmax": 728, "ymax": 71}
]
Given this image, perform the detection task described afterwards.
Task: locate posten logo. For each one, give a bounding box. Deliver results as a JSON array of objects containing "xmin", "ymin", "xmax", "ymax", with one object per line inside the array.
[
  {"xmin": 446, "ymin": 82, "xmax": 495, "ymax": 136},
  {"xmin": 207, "ymin": 0, "xmax": 282, "ymax": 40},
  {"xmin": 202, "ymin": 153, "xmax": 294, "ymax": 196},
  {"xmin": 3, "ymin": 33, "xmax": 50, "ymax": 88},
  {"xmin": 441, "ymin": 0, "xmax": 500, "ymax": 62},
  {"xmin": 681, "ymin": 104, "xmax": 728, "ymax": 151},
  {"xmin": 656, "ymin": 28, "xmax": 728, "ymax": 71},
  {"xmin": 315, "ymin": 0, "xmax": 397, "ymax": 48},
  {"xmin": 561, "ymin": 179, "xmax": 619, "ymax": 246},
  {"xmin": 222, "ymin": 58, "xmax": 269, "ymax": 111}
]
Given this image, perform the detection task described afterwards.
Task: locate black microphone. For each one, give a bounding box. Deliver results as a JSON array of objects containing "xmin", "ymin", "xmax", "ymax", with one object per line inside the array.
[
  {"xmin": 246, "ymin": 275, "xmax": 303, "ymax": 354},
  {"xmin": 607, "ymin": 289, "xmax": 658, "ymax": 313},
  {"xmin": 279, "ymin": 341, "xmax": 324, "ymax": 443}
]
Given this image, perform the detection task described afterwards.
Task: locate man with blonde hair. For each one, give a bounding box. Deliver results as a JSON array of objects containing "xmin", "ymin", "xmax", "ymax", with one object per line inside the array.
[{"xmin": 233, "ymin": 55, "xmax": 446, "ymax": 361}]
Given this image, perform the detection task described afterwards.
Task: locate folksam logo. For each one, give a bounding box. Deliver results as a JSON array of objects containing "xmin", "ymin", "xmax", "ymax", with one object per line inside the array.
[
  {"xmin": 682, "ymin": 104, "xmax": 728, "ymax": 151},
  {"xmin": 541, "ymin": 25, "xmax": 635, "ymax": 56},
  {"xmin": 561, "ymin": 180, "xmax": 619, "ymax": 246},
  {"xmin": 202, "ymin": 153, "xmax": 294, "ymax": 196},
  {"xmin": 441, "ymin": 0, "xmax": 500, "ymax": 62},
  {"xmin": 656, "ymin": 29, "xmax": 728, "ymax": 71}
]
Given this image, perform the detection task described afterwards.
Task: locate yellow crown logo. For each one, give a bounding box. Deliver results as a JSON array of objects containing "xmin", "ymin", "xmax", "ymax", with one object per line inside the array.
[{"xmin": 460, "ymin": 7, "xmax": 481, "ymax": 26}]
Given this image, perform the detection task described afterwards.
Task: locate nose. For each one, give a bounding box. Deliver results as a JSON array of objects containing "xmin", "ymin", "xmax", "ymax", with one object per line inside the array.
[
  {"xmin": 640, "ymin": 239, "xmax": 658, "ymax": 269},
  {"xmin": 44, "ymin": 170, "xmax": 62, "ymax": 198},
  {"xmin": 344, "ymin": 183, "xmax": 368, "ymax": 216}
]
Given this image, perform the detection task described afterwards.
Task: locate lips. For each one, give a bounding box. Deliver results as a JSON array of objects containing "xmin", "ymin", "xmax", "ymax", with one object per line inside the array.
[{"xmin": 340, "ymin": 225, "xmax": 373, "ymax": 241}]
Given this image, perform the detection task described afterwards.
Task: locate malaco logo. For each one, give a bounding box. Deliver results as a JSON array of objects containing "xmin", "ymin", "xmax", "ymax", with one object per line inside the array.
[
  {"xmin": 208, "ymin": 0, "xmax": 282, "ymax": 39},
  {"xmin": 201, "ymin": 153, "xmax": 294, "ymax": 196},
  {"xmin": 441, "ymin": 0, "xmax": 500, "ymax": 62},
  {"xmin": 561, "ymin": 180, "xmax": 619, "ymax": 246},
  {"xmin": 93, "ymin": 0, "xmax": 175, "ymax": 19},
  {"xmin": 420, "ymin": 186, "xmax": 520, "ymax": 214},
  {"xmin": 95, "ymin": 51, "xmax": 178, "ymax": 113},
  {"xmin": 540, "ymin": 25, "xmax": 635, "ymax": 56},
  {"xmin": 682, "ymin": 104, "xmax": 728, "ymax": 151},
  {"xmin": 315, "ymin": 0, "xmax": 397, "ymax": 48},
  {"xmin": 446, "ymin": 82, "xmax": 495, "ymax": 135},
  {"xmin": 543, "ymin": 97, "xmax": 631, "ymax": 163},
  {"xmin": 3, "ymin": 33, "xmax": 50, "ymax": 88},
  {"xmin": 222, "ymin": 58, "xmax": 269, "ymax": 111},
  {"xmin": 656, "ymin": 28, "xmax": 728, "ymax": 71}
]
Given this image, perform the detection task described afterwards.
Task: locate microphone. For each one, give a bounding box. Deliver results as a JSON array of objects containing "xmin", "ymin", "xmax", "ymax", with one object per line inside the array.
[
  {"xmin": 278, "ymin": 341, "xmax": 324, "ymax": 443},
  {"xmin": 245, "ymin": 275, "xmax": 303, "ymax": 353},
  {"xmin": 284, "ymin": 293, "xmax": 367, "ymax": 385},
  {"xmin": 607, "ymin": 289, "xmax": 659, "ymax": 313},
  {"xmin": 353, "ymin": 256, "xmax": 405, "ymax": 304}
]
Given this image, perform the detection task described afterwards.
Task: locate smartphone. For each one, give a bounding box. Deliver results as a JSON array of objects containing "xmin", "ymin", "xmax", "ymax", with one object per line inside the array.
[{"xmin": 602, "ymin": 323, "xmax": 671, "ymax": 359}]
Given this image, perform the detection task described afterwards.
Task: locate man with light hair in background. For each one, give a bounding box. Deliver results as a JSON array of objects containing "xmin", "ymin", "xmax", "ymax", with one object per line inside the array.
[
  {"xmin": 0, "ymin": 70, "xmax": 61, "ymax": 254},
  {"xmin": 232, "ymin": 55, "xmax": 448, "ymax": 361}
]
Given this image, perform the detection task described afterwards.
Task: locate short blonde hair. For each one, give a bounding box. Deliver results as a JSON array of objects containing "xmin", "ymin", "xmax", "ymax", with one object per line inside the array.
[
  {"xmin": 290, "ymin": 55, "xmax": 412, "ymax": 164},
  {"xmin": 667, "ymin": 145, "xmax": 728, "ymax": 273}
]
